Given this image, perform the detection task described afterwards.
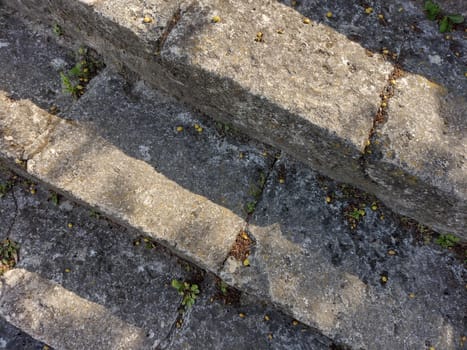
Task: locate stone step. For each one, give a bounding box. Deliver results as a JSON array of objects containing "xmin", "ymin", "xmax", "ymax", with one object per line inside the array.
[
  {"xmin": 0, "ymin": 8, "xmax": 465, "ymax": 349},
  {"xmin": 2, "ymin": 0, "xmax": 466, "ymax": 237},
  {"xmin": 0, "ymin": 166, "xmax": 333, "ymax": 350}
]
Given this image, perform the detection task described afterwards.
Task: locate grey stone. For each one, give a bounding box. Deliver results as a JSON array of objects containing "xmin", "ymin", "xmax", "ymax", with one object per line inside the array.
[
  {"xmin": 0, "ymin": 7, "xmax": 74, "ymax": 113},
  {"xmin": 165, "ymin": 275, "xmax": 333, "ymax": 350},
  {"xmin": 220, "ymin": 155, "xmax": 466, "ymax": 349},
  {"xmin": 0, "ymin": 165, "xmax": 338, "ymax": 349},
  {"xmin": 366, "ymin": 74, "xmax": 467, "ymax": 237},
  {"xmin": 3, "ymin": 0, "xmax": 465, "ymax": 236},
  {"xmin": 160, "ymin": 0, "xmax": 392, "ymax": 187},
  {"xmin": 0, "ymin": 269, "xmax": 152, "ymax": 350},
  {"xmin": 67, "ymin": 69, "xmax": 274, "ymax": 219},
  {"xmin": 0, "ymin": 316, "xmax": 51, "ymax": 350}
]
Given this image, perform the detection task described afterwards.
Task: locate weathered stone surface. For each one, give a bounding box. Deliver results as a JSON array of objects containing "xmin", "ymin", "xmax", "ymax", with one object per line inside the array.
[
  {"xmin": 0, "ymin": 7, "xmax": 74, "ymax": 112},
  {"xmin": 0, "ymin": 167, "xmax": 192, "ymax": 348},
  {"xmin": 0, "ymin": 92, "xmax": 60, "ymax": 161},
  {"xmin": 165, "ymin": 275, "xmax": 333, "ymax": 350},
  {"xmin": 161, "ymin": 0, "xmax": 392, "ymax": 187},
  {"xmin": 220, "ymin": 156, "xmax": 466, "ymax": 349},
  {"xmin": 24, "ymin": 116, "xmax": 242, "ymax": 271},
  {"xmin": 0, "ymin": 164, "xmax": 337, "ymax": 349},
  {"xmin": 366, "ymin": 74, "xmax": 467, "ymax": 237},
  {"xmin": 0, "ymin": 269, "xmax": 152, "ymax": 350},
  {"xmin": 0, "ymin": 316, "xmax": 51, "ymax": 350},
  {"xmin": 67, "ymin": 69, "xmax": 274, "ymax": 218},
  {"xmin": 1, "ymin": 0, "xmax": 181, "ymax": 82}
]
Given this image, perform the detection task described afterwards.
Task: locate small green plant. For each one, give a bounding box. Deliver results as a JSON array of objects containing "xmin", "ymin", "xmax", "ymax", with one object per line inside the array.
[
  {"xmin": 219, "ymin": 280, "xmax": 228, "ymax": 295},
  {"xmin": 349, "ymin": 208, "xmax": 366, "ymax": 220},
  {"xmin": 52, "ymin": 23, "xmax": 63, "ymax": 36},
  {"xmin": 171, "ymin": 279, "xmax": 200, "ymax": 309},
  {"xmin": 245, "ymin": 201, "xmax": 257, "ymax": 214},
  {"xmin": 439, "ymin": 14, "xmax": 464, "ymax": 33},
  {"xmin": 0, "ymin": 181, "xmax": 13, "ymax": 198},
  {"xmin": 49, "ymin": 192, "xmax": 59, "ymax": 205},
  {"xmin": 60, "ymin": 47, "xmax": 103, "ymax": 98},
  {"xmin": 424, "ymin": 1, "xmax": 464, "ymax": 32},
  {"xmin": 435, "ymin": 234, "xmax": 460, "ymax": 249},
  {"xmin": 0, "ymin": 238, "xmax": 19, "ymax": 275},
  {"xmin": 424, "ymin": 0, "xmax": 440, "ymax": 20}
]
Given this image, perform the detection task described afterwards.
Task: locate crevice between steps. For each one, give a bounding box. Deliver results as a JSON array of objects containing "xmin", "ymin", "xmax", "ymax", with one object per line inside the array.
[
  {"xmin": 219, "ymin": 150, "xmax": 281, "ymax": 271},
  {"xmin": 359, "ymin": 62, "xmax": 404, "ymax": 172}
]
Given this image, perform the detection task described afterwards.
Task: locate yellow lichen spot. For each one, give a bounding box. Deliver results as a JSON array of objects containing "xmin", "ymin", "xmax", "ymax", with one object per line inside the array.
[
  {"xmin": 264, "ymin": 315, "xmax": 270, "ymax": 321},
  {"xmin": 292, "ymin": 320, "xmax": 299, "ymax": 326},
  {"xmin": 67, "ymin": 223, "xmax": 73, "ymax": 228},
  {"xmin": 464, "ymin": 72, "xmax": 467, "ymax": 78},
  {"xmin": 387, "ymin": 249, "xmax": 396, "ymax": 256},
  {"xmin": 325, "ymin": 196, "xmax": 332, "ymax": 203},
  {"xmin": 212, "ymin": 15, "xmax": 221, "ymax": 23},
  {"xmin": 381, "ymin": 275, "xmax": 388, "ymax": 283},
  {"xmin": 241, "ymin": 232, "xmax": 249, "ymax": 240},
  {"xmin": 176, "ymin": 126, "xmax": 183, "ymax": 132},
  {"xmin": 194, "ymin": 124, "xmax": 200, "ymax": 130},
  {"xmin": 30, "ymin": 188, "xmax": 36, "ymax": 195},
  {"xmin": 326, "ymin": 11, "xmax": 333, "ymax": 18},
  {"xmin": 390, "ymin": 79, "xmax": 396, "ymax": 85},
  {"xmin": 239, "ymin": 312, "xmax": 246, "ymax": 318},
  {"xmin": 268, "ymin": 333, "xmax": 273, "ymax": 340},
  {"xmin": 381, "ymin": 102, "xmax": 387, "ymax": 108},
  {"xmin": 262, "ymin": 151, "xmax": 268, "ymax": 157},
  {"xmin": 365, "ymin": 7, "xmax": 373, "ymax": 14},
  {"xmin": 409, "ymin": 292, "xmax": 416, "ymax": 299},
  {"xmin": 303, "ymin": 17, "xmax": 311, "ymax": 24},
  {"xmin": 143, "ymin": 238, "xmax": 149, "ymax": 242},
  {"xmin": 197, "ymin": 127, "xmax": 203, "ymax": 133},
  {"xmin": 239, "ymin": 152, "xmax": 244, "ymax": 159},
  {"xmin": 279, "ymin": 178, "xmax": 285, "ymax": 184},
  {"xmin": 428, "ymin": 347, "xmax": 435, "ymax": 350},
  {"xmin": 371, "ymin": 204, "xmax": 378, "ymax": 211},
  {"xmin": 143, "ymin": 16, "xmax": 153, "ymax": 23},
  {"xmin": 243, "ymin": 258, "xmax": 250, "ymax": 266},
  {"xmin": 378, "ymin": 14, "xmax": 384, "ymax": 19},
  {"xmin": 43, "ymin": 346, "xmax": 50, "ymax": 350},
  {"xmin": 445, "ymin": 35, "xmax": 451, "ymax": 40},
  {"xmin": 382, "ymin": 49, "xmax": 389, "ymax": 55},
  {"xmin": 65, "ymin": 268, "xmax": 71, "ymax": 273},
  {"xmin": 380, "ymin": 215, "xmax": 385, "ymax": 220},
  {"xmin": 277, "ymin": 28, "xmax": 284, "ymax": 34}
]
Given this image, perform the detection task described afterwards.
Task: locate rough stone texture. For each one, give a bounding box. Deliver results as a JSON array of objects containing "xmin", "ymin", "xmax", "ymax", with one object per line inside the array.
[
  {"xmin": 0, "ymin": 92, "xmax": 60, "ymax": 161},
  {"xmin": 2, "ymin": 0, "xmax": 392, "ymax": 188},
  {"xmin": 165, "ymin": 275, "xmax": 333, "ymax": 350},
  {"xmin": 160, "ymin": 0, "xmax": 392, "ymax": 187},
  {"xmin": 0, "ymin": 316, "xmax": 51, "ymax": 350},
  {"xmin": 220, "ymin": 155, "xmax": 466, "ymax": 349},
  {"xmin": 0, "ymin": 269, "xmax": 152, "ymax": 350},
  {"xmin": 0, "ymin": 7, "xmax": 74, "ymax": 112},
  {"xmin": 0, "ymin": 93, "xmax": 244, "ymax": 271},
  {"xmin": 67, "ymin": 69, "xmax": 274, "ymax": 219},
  {"xmin": 0, "ymin": 0, "xmax": 181, "ymax": 84},
  {"xmin": 23, "ymin": 113, "xmax": 243, "ymax": 272},
  {"xmin": 282, "ymin": 0, "xmax": 467, "ymax": 236},
  {"xmin": 366, "ymin": 74, "xmax": 467, "ymax": 237},
  {"xmin": 0, "ymin": 165, "xmax": 336, "ymax": 349}
]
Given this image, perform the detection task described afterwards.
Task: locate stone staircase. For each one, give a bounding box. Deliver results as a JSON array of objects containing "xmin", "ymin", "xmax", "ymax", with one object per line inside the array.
[{"xmin": 0, "ymin": 2, "xmax": 466, "ymax": 349}]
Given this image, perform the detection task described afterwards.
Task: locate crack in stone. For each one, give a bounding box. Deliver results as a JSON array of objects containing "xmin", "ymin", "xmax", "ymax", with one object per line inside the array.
[
  {"xmin": 154, "ymin": 7, "xmax": 183, "ymax": 56},
  {"xmin": 360, "ymin": 64, "xmax": 404, "ymax": 169},
  {"xmin": 21, "ymin": 117, "xmax": 62, "ymax": 162},
  {"xmin": 6, "ymin": 183, "xmax": 18, "ymax": 238}
]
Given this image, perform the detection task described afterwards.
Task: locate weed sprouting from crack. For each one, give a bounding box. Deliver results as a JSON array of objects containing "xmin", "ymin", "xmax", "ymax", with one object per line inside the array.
[{"xmin": 60, "ymin": 47, "xmax": 104, "ymax": 98}]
